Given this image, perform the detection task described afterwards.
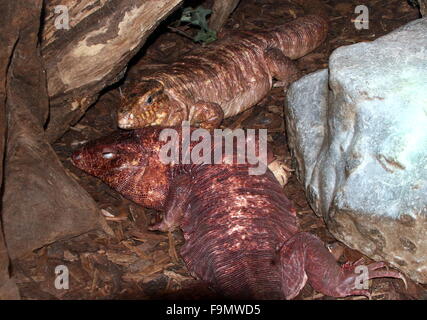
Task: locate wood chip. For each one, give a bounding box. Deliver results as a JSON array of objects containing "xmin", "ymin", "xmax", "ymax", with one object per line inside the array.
[
  {"xmin": 163, "ymin": 270, "xmax": 194, "ymax": 283},
  {"xmin": 105, "ymin": 251, "xmax": 139, "ymax": 266},
  {"xmin": 130, "ymin": 230, "xmax": 168, "ymax": 241},
  {"xmin": 63, "ymin": 250, "xmax": 78, "ymax": 262},
  {"xmin": 121, "ymin": 240, "xmax": 149, "ymax": 259},
  {"xmin": 101, "ymin": 208, "xmax": 128, "ymax": 221},
  {"xmin": 168, "ymin": 232, "xmax": 180, "ymax": 264}
]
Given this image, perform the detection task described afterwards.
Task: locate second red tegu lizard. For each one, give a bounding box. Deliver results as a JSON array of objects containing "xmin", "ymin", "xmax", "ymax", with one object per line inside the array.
[{"xmin": 117, "ymin": 1, "xmax": 328, "ymax": 129}]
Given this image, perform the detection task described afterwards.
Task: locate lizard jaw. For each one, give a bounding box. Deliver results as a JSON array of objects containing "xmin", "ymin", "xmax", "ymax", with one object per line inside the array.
[
  {"xmin": 118, "ymin": 120, "xmax": 133, "ymax": 129},
  {"xmin": 118, "ymin": 108, "xmax": 163, "ymax": 129},
  {"xmin": 118, "ymin": 112, "xmax": 139, "ymax": 129}
]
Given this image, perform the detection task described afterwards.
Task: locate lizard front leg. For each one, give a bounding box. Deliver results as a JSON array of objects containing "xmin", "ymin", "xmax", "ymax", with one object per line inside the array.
[
  {"xmin": 264, "ymin": 47, "xmax": 301, "ymax": 88},
  {"xmin": 279, "ymin": 232, "xmax": 405, "ymax": 299},
  {"xmin": 149, "ymin": 174, "xmax": 192, "ymax": 232},
  {"xmin": 189, "ymin": 101, "xmax": 224, "ymax": 129}
]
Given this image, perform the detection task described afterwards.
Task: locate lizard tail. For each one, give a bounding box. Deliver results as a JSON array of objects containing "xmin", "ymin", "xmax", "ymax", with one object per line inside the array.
[{"xmin": 270, "ymin": 0, "xmax": 328, "ymax": 59}]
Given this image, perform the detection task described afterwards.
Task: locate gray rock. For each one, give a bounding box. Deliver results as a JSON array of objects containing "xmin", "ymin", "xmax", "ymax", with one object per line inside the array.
[{"xmin": 285, "ymin": 18, "xmax": 427, "ymax": 283}]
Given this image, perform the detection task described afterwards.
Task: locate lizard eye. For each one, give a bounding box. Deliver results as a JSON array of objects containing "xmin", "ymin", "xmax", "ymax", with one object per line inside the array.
[
  {"xmin": 145, "ymin": 96, "xmax": 153, "ymax": 104},
  {"xmin": 102, "ymin": 152, "xmax": 115, "ymax": 159},
  {"xmin": 101, "ymin": 148, "xmax": 116, "ymax": 159}
]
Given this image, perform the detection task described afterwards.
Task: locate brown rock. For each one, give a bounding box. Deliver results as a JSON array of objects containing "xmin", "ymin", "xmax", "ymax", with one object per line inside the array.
[
  {"xmin": 0, "ymin": 228, "xmax": 20, "ymax": 299},
  {"xmin": 1, "ymin": 0, "xmax": 101, "ymax": 261},
  {"xmin": 328, "ymin": 210, "xmax": 427, "ymax": 283}
]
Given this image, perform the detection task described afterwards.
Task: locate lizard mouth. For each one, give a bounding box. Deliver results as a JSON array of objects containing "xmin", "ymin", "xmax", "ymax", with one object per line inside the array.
[
  {"xmin": 118, "ymin": 122, "xmax": 134, "ymax": 129},
  {"xmin": 118, "ymin": 110, "xmax": 159, "ymax": 129},
  {"xmin": 118, "ymin": 112, "xmax": 139, "ymax": 129}
]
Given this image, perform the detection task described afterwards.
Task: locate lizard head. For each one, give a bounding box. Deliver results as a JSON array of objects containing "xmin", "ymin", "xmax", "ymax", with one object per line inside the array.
[
  {"xmin": 71, "ymin": 128, "xmax": 171, "ymax": 209},
  {"xmin": 118, "ymin": 80, "xmax": 181, "ymax": 129}
]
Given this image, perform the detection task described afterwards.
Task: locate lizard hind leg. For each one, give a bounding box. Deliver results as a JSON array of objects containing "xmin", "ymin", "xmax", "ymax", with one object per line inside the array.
[
  {"xmin": 279, "ymin": 232, "xmax": 405, "ymax": 299},
  {"xmin": 264, "ymin": 47, "xmax": 301, "ymax": 89}
]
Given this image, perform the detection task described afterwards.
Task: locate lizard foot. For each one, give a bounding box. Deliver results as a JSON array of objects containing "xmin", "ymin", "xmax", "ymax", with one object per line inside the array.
[
  {"xmin": 334, "ymin": 259, "xmax": 406, "ymax": 299},
  {"xmin": 279, "ymin": 232, "xmax": 406, "ymax": 299},
  {"xmin": 267, "ymin": 159, "xmax": 293, "ymax": 187}
]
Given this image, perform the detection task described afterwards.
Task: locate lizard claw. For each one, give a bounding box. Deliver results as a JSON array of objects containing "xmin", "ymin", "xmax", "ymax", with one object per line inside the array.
[
  {"xmin": 350, "ymin": 290, "xmax": 372, "ymax": 300},
  {"xmin": 334, "ymin": 260, "xmax": 405, "ymax": 298},
  {"xmin": 398, "ymin": 273, "xmax": 408, "ymax": 290}
]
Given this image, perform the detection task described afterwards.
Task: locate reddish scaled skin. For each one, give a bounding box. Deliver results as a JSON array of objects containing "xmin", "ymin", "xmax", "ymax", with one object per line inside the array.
[
  {"xmin": 117, "ymin": 9, "xmax": 329, "ymax": 129},
  {"xmin": 71, "ymin": 127, "xmax": 404, "ymax": 299}
]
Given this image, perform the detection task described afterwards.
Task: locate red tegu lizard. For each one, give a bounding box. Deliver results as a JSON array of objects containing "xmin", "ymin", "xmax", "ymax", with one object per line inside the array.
[
  {"xmin": 117, "ymin": 1, "xmax": 329, "ymax": 130},
  {"xmin": 71, "ymin": 127, "xmax": 404, "ymax": 299}
]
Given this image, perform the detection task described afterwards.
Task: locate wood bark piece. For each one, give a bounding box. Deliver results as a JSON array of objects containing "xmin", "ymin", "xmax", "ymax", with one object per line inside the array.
[
  {"xmin": 420, "ymin": 0, "xmax": 427, "ymax": 16},
  {"xmin": 2, "ymin": 0, "xmax": 102, "ymax": 261},
  {"xmin": 0, "ymin": 230, "xmax": 19, "ymax": 299},
  {"xmin": 209, "ymin": 0, "xmax": 240, "ymax": 32},
  {"xmin": 42, "ymin": 0, "xmax": 183, "ymax": 142},
  {"xmin": 0, "ymin": 0, "xmax": 42, "ymax": 300}
]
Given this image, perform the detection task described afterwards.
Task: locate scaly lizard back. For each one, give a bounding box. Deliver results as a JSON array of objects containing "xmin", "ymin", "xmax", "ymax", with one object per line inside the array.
[{"xmin": 118, "ymin": 1, "xmax": 328, "ymax": 129}]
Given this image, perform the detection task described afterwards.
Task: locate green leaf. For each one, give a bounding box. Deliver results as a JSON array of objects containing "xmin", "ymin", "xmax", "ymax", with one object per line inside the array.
[
  {"xmin": 178, "ymin": 6, "xmax": 217, "ymax": 44},
  {"xmin": 180, "ymin": 6, "xmax": 212, "ymax": 27},
  {"xmin": 193, "ymin": 29, "xmax": 217, "ymax": 44}
]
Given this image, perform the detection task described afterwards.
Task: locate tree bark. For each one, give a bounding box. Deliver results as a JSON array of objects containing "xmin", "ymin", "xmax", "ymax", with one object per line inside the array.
[
  {"xmin": 208, "ymin": 0, "xmax": 240, "ymax": 32},
  {"xmin": 41, "ymin": 0, "xmax": 183, "ymax": 142},
  {"xmin": 419, "ymin": 0, "xmax": 427, "ymax": 16}
]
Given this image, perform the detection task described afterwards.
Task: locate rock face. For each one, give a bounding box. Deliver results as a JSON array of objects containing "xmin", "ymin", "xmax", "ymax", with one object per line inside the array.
[
  {"xmin": 0, "ymin": 224, "xmax": 20, "ymax": 299},
  {"xmin": 285, "ymin": 18, "xmax": 427, "ymax": 283},
  {"xmin": 1, "ymin": 0, "xmax": 102, "ymax": 261}
]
